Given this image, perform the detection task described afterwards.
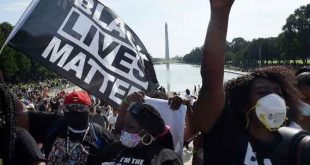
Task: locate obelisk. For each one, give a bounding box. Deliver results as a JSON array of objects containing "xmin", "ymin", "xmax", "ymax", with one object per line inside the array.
[
  {"xmin": 165, "ymin": 22, "xmax": 170, "ymax": 92},
  {"xmin": 165, "ymin": 22, "xmax": 170, "ymax": 62}
]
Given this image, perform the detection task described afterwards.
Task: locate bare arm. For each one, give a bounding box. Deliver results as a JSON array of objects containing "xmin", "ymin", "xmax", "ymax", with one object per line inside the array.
[{"xmin": 192, "ymin": 0, "xmax": 234, "ymax": 132}]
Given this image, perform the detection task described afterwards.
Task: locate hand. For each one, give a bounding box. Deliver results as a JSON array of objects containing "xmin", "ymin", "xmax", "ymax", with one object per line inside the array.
[
  {"xmin": 168, "ymin": 96, "xmax": 183, "ymax": 110},
  {"xmin": 126, "ymin": 91, "xmax": 145, "ymax": 104}
]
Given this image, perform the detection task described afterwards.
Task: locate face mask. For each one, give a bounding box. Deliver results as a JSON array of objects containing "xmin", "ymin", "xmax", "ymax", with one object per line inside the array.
[
  {"xmin": 299, "ymin": 101, "xmax": 310, "ymax": 116},
  {"xmin": 120, "ymin": 130, "xmax": 142, "ymax": 148},
  {"xmin": 246, "ymin": 93, "xmax": 287, "ymax": 131},
  {"xmin": 64, "ymin": 111, "xmax": 89, "ymax": 131}
]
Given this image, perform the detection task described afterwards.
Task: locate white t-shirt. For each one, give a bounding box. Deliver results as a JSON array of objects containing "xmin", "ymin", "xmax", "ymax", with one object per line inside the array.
[
  {"xmin": 108, "ymin": 115, "xmax": 118, "ymax": 129},
  {"xmin": 144, "ymin": 96, "xmax": 187, "ymax": 157}
]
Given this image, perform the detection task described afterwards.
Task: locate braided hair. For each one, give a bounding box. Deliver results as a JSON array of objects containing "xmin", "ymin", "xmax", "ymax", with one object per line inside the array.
[{"xmin": 0, "ymin": 83, "xmax": 17, "ymax": 163}]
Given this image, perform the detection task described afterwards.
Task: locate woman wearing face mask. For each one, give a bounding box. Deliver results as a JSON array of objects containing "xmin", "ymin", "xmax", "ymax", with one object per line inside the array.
[
  {"xmin": 197, "ymin": 66, "xmax": 306, "ymax": 165},
  {"xmin": 184, "ymin": 0, "xmax": 310, "ymax": 163},
  {"xmin": 94, "ymin": 103, "xmax": 182, "ymax": 165}
]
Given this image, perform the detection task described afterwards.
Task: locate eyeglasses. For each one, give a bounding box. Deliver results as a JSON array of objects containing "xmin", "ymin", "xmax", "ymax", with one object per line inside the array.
[{"xmin": 65, "ymin": 104, "xmax": 89, "ymax": 112}]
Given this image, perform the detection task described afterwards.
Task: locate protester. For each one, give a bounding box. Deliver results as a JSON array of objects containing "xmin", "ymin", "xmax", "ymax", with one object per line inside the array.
[
  {"xmin": 92, "ymin": 109, "xmax": 108, "ymax": 129},
  {"xmin": 94, "ymin": 103, "xmax": 182, "ymax": 165},
  {"xmin": 184, "ymin": 88, "xmax": 196, "ymax": 105},
  {"xmin": 215, "ymin": 66, "xmax": 301, "ymax": 164},
  {"xmin": 16, "ymin": 91, "xmax": 115, "ymax": 164},
  {"xmin": 0, "ymin": 71, "xmax": 46, "ymax": 165},
  {"xmin": 115, "ymin": 91, "xmax": 188, "ymax": 157},
  {"xmin": 188, "ymin": 0, "xmax": 310, "ymax": 164},
  {"xmin": 184, "ymin": 88, "xmax": 191, "ymax": 100},
  {"xmin": 49, "ymin": 98, "xmax": 60, "ymax": 113},
  {"xmin": 108, "ymin": 109, "xmax": 118, "ymax": 132},
  {"xmin": 296, "ymin": 68, "xmax": 310, "ymax": 131},
  {"xmin": 102, "ymin": 103, "xmax": 112, "ymax": 117}
]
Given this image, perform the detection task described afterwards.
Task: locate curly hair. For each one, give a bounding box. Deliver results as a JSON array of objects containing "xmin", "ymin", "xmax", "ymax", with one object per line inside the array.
[
  {"xmin": 224, "ymin": 66, "xmax": 301, "ymax": 123},
  {"xmin": 0, "ymin": 83, "xmax": 17, "ymax": 163}
]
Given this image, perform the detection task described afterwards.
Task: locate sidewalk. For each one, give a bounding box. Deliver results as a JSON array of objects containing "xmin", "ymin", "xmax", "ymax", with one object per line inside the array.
[{"xmin": 224, "ymin": 69, "xmax": 249, "ymax": 75}]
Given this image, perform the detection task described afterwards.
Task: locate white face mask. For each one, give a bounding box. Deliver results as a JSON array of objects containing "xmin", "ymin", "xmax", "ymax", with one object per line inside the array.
[
  {"xmin": 247, "ymin": 93, "xmax": 287, "ymax": 131},
  {"xmin": 299, "ymin": 101, "xmax": 310, "ymax": 116}
]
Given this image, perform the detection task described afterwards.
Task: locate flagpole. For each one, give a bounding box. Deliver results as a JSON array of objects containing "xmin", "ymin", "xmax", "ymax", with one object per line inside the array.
[{"xmin": 0, "ymin": 42, "xmax": 6, "ymax": 55}]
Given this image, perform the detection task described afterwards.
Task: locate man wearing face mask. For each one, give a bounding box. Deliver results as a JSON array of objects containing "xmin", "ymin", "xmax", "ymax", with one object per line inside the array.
[{"xmin": 16, "ymin": 91, "xmax": 115, "ymax": 165}]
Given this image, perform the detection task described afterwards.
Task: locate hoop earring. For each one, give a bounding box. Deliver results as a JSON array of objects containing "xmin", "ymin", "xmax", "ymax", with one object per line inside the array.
[{"xmin": 141, "ymin": 134, "xmax": 155, "ymax": 146}]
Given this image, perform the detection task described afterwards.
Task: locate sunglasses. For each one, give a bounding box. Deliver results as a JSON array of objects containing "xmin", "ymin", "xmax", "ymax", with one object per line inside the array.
[{"xmin": 65, "ymin": 104, "xmax": 89, "ymax": 112}]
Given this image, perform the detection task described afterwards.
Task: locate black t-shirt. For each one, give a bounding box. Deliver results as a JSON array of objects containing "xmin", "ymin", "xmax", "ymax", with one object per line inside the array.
[
  {"xmin": 93, "ymin": 142, "xmax": 182, "ymax": 165},
  {"xmin": 202, "ymin": 104, "xmax": 289, "ymax": 165},
  {"xmin": 28, "ymin": 112, "xmax": 114, "ymax": 165},
  {"xmin": 202, "ymin": 105, "xmax": 249, "ymax": 165},
  {"xmin": 10, "ymin": 127, "xmax": 46, "ymax": 165}
]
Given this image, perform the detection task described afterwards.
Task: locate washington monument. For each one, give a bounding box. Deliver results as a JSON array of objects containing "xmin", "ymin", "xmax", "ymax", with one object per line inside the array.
[
  {"xmin": 165, "ymin": 22, "xmax": 170, "ymax": 92},
  {"xmin": 165, "ymin": 22, "xmax": 169, "ymax": 62}
]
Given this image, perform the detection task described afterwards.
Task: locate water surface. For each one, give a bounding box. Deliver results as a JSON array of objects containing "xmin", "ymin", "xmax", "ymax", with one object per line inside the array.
[{"xmin": 154, "ymin": 63, "xmax": 242, "ymax": 93}]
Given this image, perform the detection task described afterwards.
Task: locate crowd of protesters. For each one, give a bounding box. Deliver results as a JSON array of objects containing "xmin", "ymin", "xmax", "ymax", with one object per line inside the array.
[
  {"xmin": 10, "ymin": 79, "xmax": 121, "ymax": 133},
  {"xmin": 2, "ymin": 0, "xmax": 310, "ymax": 165},
  {"xmin": 7, "ymin": 78, "xmax": 73, "ymax": 113}
]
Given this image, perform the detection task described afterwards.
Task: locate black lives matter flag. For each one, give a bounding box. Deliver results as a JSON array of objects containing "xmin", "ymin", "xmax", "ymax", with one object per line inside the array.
[{"xmin": 6, "ymin": 0, "xmax": 159, "ymax": 107}]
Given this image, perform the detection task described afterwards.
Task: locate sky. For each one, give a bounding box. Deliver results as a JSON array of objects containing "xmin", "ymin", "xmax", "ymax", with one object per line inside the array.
[{"xmin": 0, "ymin": 0, "xmax": 309, "ymax": 58}]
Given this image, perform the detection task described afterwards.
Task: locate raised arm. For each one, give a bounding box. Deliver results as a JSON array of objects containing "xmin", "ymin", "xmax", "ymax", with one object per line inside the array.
[{"xmin": 192, "ymin": 0, "xmax": 234, "ymax": 132}]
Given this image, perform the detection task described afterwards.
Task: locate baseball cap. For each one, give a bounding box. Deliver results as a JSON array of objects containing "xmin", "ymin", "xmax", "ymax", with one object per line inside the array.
[{"xmin": 64, "ymin": 91, "xmax": 91, "ymax": 105}]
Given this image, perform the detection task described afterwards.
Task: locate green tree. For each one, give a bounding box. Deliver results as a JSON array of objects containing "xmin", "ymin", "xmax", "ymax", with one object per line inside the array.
[
  {"xmin": 0, "ymin": 22, "xmax": 57, "ymax": 83},
  {"xmin": 281, "ymin": 4, "xmax": 310, "ymax": 64},
  {"xmin": 183, "ymin": 47, "xmax": 203, "ymax": 64},
  {"xmin": 226, "ymin": 37, "xmax": 249, "ymax": 67}
]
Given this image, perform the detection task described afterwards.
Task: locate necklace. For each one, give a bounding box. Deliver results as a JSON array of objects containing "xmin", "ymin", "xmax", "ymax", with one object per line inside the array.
[{"xmin": 65, "ymin": 125, "xmax": 90, "ymax": 158}]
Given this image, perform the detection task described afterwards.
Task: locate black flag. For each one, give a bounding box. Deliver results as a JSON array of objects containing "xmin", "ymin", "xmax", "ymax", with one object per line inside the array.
[{"xmin": 7, "ymin": 0, "xmax": 159, "ymax": 108}]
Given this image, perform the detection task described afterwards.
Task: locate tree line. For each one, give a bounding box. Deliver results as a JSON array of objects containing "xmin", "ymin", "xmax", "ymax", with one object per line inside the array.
[
  {"xmin": 0, "ymin": 22, "xmax": 57, "ymax": 83},
  {"xmin": 183, "ymin": 4, "xmax": 310, "ymax": 70}
]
